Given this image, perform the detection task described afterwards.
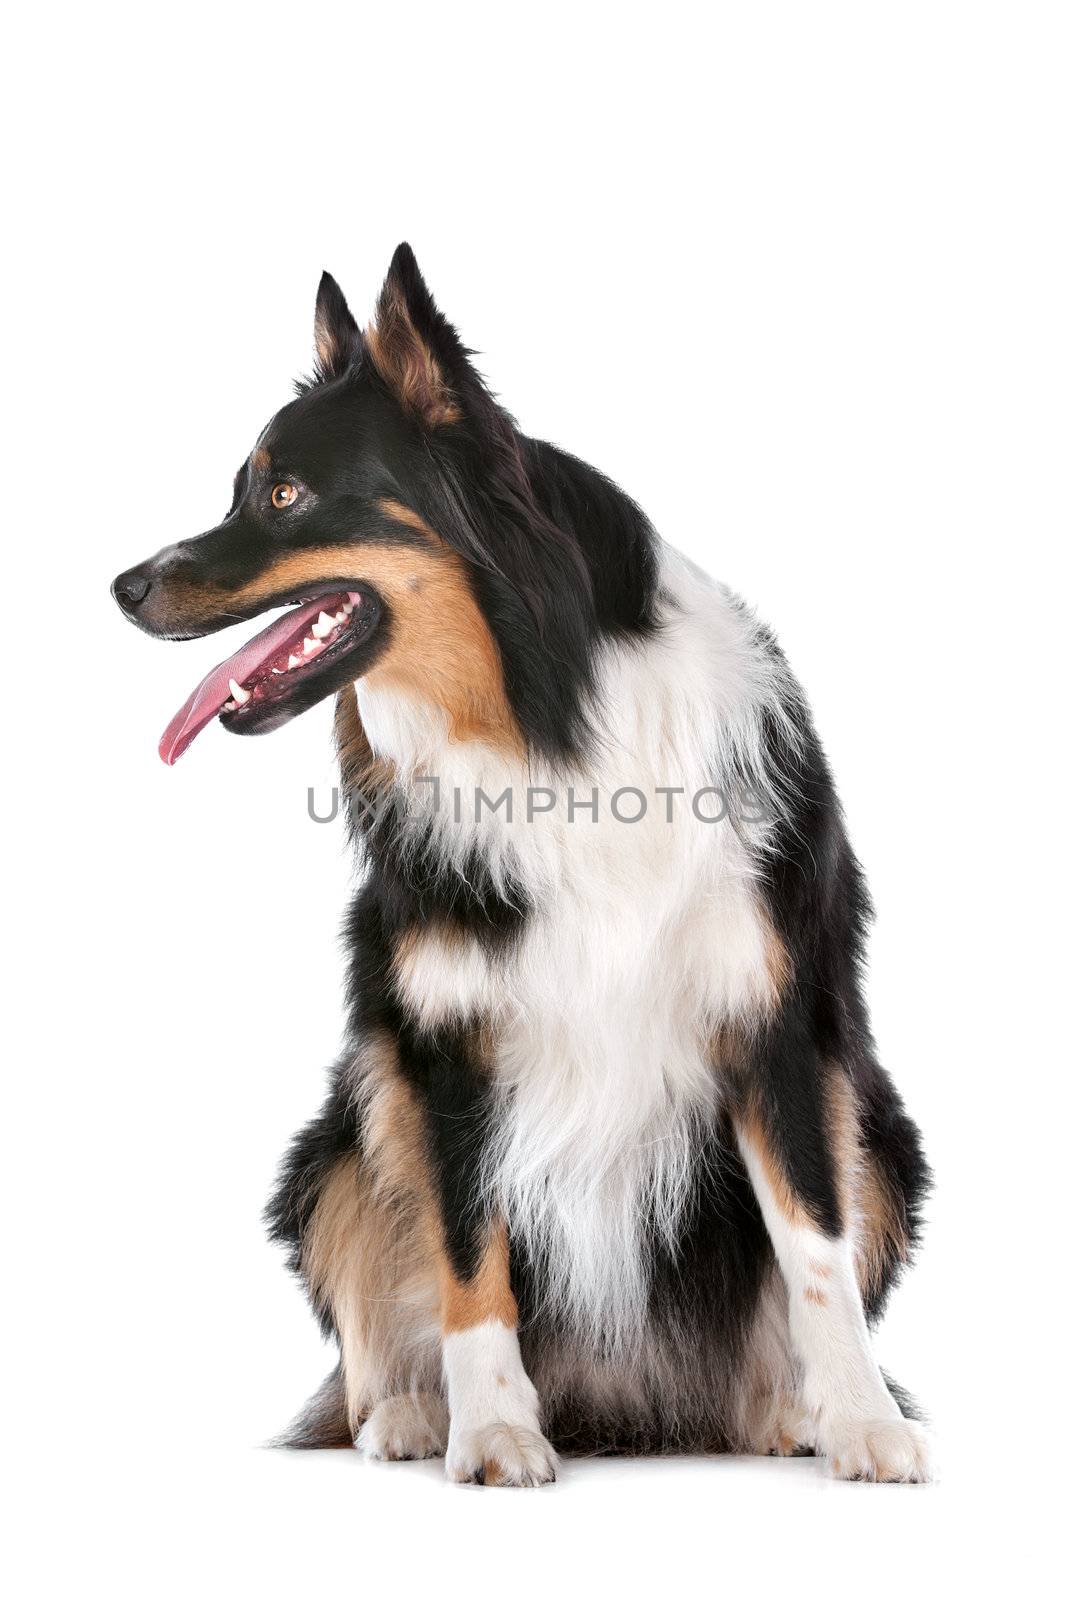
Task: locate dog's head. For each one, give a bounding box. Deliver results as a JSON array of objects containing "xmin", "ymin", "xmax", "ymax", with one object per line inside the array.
[{"xmin": 113, "ymin": 246, "xmax": 630, "ymax": 765}]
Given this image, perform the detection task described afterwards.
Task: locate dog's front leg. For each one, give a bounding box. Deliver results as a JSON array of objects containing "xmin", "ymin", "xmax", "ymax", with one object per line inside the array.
[
  {"xmin": 439, "ymin": 1217, "xmax": 558, "ymax": 1486},
  {"xmin": 733, "ymin": 1057, "xmax": 931, "ymax": 1482},
  {"xmin": 391, "ymin": 951, "xmax": 555, "ymax": 1484}
]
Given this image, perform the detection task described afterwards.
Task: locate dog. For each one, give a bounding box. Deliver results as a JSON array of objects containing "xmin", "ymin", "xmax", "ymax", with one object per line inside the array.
[{"xmin": 112, "ymin": 245, "xmax": 932, "ymax": 1484}]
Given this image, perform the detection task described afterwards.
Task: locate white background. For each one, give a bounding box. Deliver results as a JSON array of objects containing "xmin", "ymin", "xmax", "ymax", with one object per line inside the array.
[{"xmin": 5, "ymin": 3, "xmax": 1064, "ymax": 1595}]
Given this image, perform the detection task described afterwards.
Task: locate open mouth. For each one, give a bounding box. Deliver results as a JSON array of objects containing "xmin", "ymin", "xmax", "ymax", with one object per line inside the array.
[{"xmin": 159, "ymin": 585, "xmax": 380, "ymax": 764}]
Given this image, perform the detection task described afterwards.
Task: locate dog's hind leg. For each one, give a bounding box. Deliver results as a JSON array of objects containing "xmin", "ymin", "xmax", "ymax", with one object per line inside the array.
[
  {"xmin": 272, "ymin": 1054, "xmax": 446, "ymax": 1451},
  {"xmin": 302, "ymin": 1145, "xmax": 444, "ymax": 1451},
  {"xmin": 357, "ymin": 1392, "xmax": 450, "ymax": 1461}
]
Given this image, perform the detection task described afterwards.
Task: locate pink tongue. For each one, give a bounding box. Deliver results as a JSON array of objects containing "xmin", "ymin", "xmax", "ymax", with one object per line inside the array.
[{"xmin": 159, "ymin": 597, "xmax": 333, "ymax": 765}]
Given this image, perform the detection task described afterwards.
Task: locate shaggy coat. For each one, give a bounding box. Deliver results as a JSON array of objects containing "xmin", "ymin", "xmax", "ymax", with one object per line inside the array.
[{"xmin": 113, "ymin": 246, "xmax": 931, "ymax": 1484}]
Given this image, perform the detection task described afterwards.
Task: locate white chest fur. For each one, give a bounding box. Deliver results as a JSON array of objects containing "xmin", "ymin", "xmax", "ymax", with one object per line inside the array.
[{"xmin": 358, "ymin": 545, "xmax": 795, "ymax": 1349}]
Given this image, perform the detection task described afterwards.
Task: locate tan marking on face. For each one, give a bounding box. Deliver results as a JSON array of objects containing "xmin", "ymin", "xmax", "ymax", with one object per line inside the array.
[
  {"xmin": 251, "ymin": 446, "xmax": 271, "ymax": 473},
  {"xmin": 440, "ymin": 1218, "xmax": 518, "ymax": 1335},
  {"xmin": 803, "ymin": 1286, "xmax": 828, "ymax": 1306},
  {"xmin": 810, "ymin": 1259, "xmax": 832, "ymax": 1279},
  {"xmin": 365, "ymin": 299, "xmax": 461, "ymax": 428},
  {"xmin": 368, "ymin": 501, "xmax": 520, "ymax": 749},
  {"xmin": 378, "ymin": 497, "xmax": 443, "ymax": 540},
  {"xmin": 171, "ymin": 525, "xmax": 520, "ymax": 750}
]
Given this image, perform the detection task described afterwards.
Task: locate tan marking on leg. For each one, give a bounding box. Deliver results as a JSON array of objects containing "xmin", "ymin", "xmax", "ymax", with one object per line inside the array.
[
  {"xmin": 441, "ymin": 1219, "xmax": 517, "ymax": 1335},
  {"xmin": 302, "ymin": 1149, "xmax": 431, "ymax": 1434},
  {"xmin": 736, "ymin": 1111, "xmax": 811, "ymax": 1230},
  {"xmin": 303, "ymin": 1035, "xmax": 443, "ymax": 1433},
  {"xmin": 359, "ymin": 1039, "xmax": 440, "ymax": 1219},
  {"xmin": 856, "ymin": 1165, "xmax": 910, "ymax": 1298},
  {"xmin": 826, "ymin": 1070, "xmax": 910, "ymax": 1299},
  {"xmin": 359, "ymin": 1030, "xmax": 511, "ymax": 1341}
]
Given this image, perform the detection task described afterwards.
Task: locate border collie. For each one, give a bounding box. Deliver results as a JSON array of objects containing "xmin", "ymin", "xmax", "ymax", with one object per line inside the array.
[{"xmin": 112, "ymin": 245, "xmax": 931, "ymax": 1484}]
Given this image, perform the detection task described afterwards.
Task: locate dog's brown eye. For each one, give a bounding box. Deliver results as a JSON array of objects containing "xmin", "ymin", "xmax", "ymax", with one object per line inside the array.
[{"xmin": 271, "ymin": 482, "xmax": 298, "ymax": 509}]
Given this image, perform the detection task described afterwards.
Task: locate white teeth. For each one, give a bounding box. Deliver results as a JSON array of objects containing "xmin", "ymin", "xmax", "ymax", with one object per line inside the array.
[
  {"xmin": 303, "ymin": 636, "xmax": 323, "ymax": 656},
  {"xmin": 228, "ymin": 678, "xmax": 251, "ymax": 705},
  {"xmin": 287, "ymin": 653, "xmax": 302, "ymax": 669},
  {"xmin": 341, "ymin": 600, "xmax": 353, "ymax": 615},
  {"xmin": 271, "ymin": 667, "xmax": 284, "ymax": 675},
  {"xmin": 222, "ymin": 699, "xmax": 236, "ymax": 712},
  {"xmin": 312, "ymin": 611, "xmax": 334, "ymax": 639},
  {"xmin": 333, "ymin": 609, "xmax": 347, "ymax": 625}
]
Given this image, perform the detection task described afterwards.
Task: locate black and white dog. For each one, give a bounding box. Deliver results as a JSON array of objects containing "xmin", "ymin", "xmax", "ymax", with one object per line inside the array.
[{"xmin": 112, "ymin": 246, "xmax": 931, "ymax": 1484}]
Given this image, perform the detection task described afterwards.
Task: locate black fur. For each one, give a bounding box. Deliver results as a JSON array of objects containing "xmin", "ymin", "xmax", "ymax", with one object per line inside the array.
[{"xmin": 759, "ymin": 691, "xmax": 930, "ymax": 1300}]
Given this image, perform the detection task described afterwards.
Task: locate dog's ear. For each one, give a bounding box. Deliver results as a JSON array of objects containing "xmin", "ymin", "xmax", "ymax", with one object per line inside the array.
[
  {"xmin": 313, "ymin": 271, "xmax": 362, "ymax": 382},
  {"xmin": 365, "ymin": 243, "xmax": 464, "ymax": 427}
]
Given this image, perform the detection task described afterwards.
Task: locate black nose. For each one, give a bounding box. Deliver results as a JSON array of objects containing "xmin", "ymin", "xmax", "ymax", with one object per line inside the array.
[{"xmin": 112, "ymin": 568, "xmax": 152, "ymax": 611}]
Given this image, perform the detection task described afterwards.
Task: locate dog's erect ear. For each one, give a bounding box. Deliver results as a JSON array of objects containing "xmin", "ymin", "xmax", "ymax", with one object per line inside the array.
[
  {"xmin": 313, "ymin": 271, "xmax": 362, "ymax": 382},
  {"xmin": 365, "ymin": 243, "xmax": 464, "ymax": 427}
]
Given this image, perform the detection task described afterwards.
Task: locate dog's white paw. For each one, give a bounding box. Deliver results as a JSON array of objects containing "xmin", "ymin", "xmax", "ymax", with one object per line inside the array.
[
  {"xmin": 446, "ymin": 1422, "xmax": 559, "ymax": 1486},
  {"xmin": 825, "ymin": 1417, "xmax": 932, "ymax": 1482},
  {"xmin": 356, "ymin": 1393, "xmax": 449, "ymax": 1461}
]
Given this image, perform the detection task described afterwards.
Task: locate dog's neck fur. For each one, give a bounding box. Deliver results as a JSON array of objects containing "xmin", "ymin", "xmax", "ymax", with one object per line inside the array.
[{"xmin": 354, "ymin": 540, "xmax": 797, "ymax": 870}]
